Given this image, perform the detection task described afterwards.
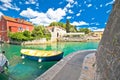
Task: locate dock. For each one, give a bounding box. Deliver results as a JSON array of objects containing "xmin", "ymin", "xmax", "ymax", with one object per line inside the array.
[{"xmin": 36, "ymin": 50, "xmax": 96, "ymax": 80}]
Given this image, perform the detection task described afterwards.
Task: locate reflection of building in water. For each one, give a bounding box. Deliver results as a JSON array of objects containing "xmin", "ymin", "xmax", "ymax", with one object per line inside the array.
[
  {"xmin": 46, "ymin": 26, "xmax": 66, "ymax": 42},
  {"xmin": 22, "ymin": 44, "xmax": 47, "ymax": 50},
  {"xmin": 22, "ymin": 42, "xmax": 65, "ymax": 51},
  {"xmin": 50, "ymin": 42, "xmax": 65, "ymax": 51}
]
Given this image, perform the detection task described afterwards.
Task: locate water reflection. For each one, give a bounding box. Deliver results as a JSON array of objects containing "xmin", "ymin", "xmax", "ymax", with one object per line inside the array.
[
  {"xmin": 22, "ymin": 42, "xmax": 65, "ymax": 51},
  {"xmin": 0, "ymin": 42, "xmax": 98, "ymax": 80}
]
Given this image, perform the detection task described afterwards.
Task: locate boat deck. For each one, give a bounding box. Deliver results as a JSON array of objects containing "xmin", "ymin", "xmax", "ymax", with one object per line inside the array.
[{"xmin": 36, "ymin": 50, "xmax": 96, "ymax": 80}]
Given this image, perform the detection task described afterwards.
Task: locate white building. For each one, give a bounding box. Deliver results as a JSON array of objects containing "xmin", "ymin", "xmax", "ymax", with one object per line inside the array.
[
  {"xmin": 63, "ymin": 32, "xmax": 85, "ymax": 37},
  {"xmin": 47, "ymin": 26, "xmax": 66, "ymax": 42}
]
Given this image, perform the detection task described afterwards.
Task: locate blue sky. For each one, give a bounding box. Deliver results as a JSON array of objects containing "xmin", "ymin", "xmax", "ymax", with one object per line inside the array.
[{"xmin": 0, "ymin": 0, "xmax": 115, "ymax": 31}]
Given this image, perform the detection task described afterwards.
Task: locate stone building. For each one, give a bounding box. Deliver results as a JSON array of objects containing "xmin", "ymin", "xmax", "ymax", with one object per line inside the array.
[
  {"xmin": 47, "ymin": 26, "xmax": 66, "ymax": 42},
  {"xmin": 96, "ymin": 0, "xmax": 120, "ymax": 80}
]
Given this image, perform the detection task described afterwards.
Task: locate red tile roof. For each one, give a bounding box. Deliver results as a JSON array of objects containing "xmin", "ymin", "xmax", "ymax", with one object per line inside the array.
[{"xmin": 2, "ymin": 15, "xmax": 33, "ymax": 26}]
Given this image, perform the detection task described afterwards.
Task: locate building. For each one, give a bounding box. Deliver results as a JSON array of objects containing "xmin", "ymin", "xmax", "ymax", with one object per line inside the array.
[
  {"xmin": 0, "ymin": 15, "xmax": 34, "ymax": 42},
  {"xmin": 47, "ymin": 26, "xmax": 66, "ymax": 42},
  {"xmin": 92, "ymin": 31, "xmax": 103, "ymax": 39},
  {"xmin": 63, "ymin": 32, "xmax": 85, "ymax": 37}
]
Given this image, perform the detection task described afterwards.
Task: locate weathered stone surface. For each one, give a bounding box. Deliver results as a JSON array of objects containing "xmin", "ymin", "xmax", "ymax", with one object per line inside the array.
[{"xmin": 96, "ymin": 0, "xmax": 120, "ymax": 80}]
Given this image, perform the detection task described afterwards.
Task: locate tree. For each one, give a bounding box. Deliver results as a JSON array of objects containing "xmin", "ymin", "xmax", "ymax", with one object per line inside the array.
[
  {"xmin": 23, "ymin": 30, "xmax": 31, "ymax": 38},
  {"xmin": 49, "ymin": 22, "xmax": 59, "ymax": 26},
  {"xmin": 49, "ymin": 21, "xmax": 77, "ymax": 33},
  {"xmin": 49, "ymin": 22, "xmax": 66, "ymax": 29},
  {"xmin": 31, "ymin": 25, "xmax": 51, "ymax": 40},
  {"xmin": 79, "ymin": 28, "xmax": 91, "ymax": 34},
  {"xmin": 69, "ymin": 25, "xmax": 77, "ymax": 32},
  {"xmin": 66, "ymin": 19, "xmax": 70, "ymax": 33},
  {"xmin": 31, "ymin": 25, "xmax": 44, "ymax": 38}
]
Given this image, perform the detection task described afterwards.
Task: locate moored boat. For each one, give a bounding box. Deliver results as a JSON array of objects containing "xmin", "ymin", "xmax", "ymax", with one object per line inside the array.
[
  {"xmin": 20, "ymin": 49, "xmax": 64, "ymax": 62},
  {"xmin": 0, "ymin": 51, "xmax": 9, "ymax": 73}
]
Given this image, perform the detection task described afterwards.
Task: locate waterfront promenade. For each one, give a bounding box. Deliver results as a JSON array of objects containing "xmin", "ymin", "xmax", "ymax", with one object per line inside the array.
[{"xmin": 36, "ymin": 50, "xmax": 96, "ymax": 80}]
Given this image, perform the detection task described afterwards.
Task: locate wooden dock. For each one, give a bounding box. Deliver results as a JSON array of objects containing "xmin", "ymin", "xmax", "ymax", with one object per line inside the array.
[{"xmin": 36, "ymin": 50, "xmax": 96, "ymax": 80}]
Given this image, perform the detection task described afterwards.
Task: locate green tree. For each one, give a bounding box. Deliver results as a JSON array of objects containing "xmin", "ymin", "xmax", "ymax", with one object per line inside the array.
[
  {"xmin": 23, "ymin": 30, "xmax": 31, "ymax": 38},
  {"xmin": 66, "ymin": 19, "xmax": 70, "ymax": 33},
  {"xmin": 79, "ymin": 28, "xmax": 91, "ymax": 34},
  {"xmin": 69, "ymin": 25, "xmax": 77, "ymax": 32},
  {"xmin": 31, "ymin": 25, "xmax": 51, "ymax": 40},
  {"xmin": 49, "ymin": 21, "xmax": 77, "ymax": 33},
  {"xmin": 9, "ymin": 32, "xmax": 25, "ymax": 41},
  {"xmin": 31, "ymin": 25, "xmax": 44, "ymax": 38},
  {"xmin": 49, "ymin": 22, "xmax": 66, "ymax": 29},
  {"xmin": 49, "ymin": 22, "xmax": 59, "ymax": 26}
]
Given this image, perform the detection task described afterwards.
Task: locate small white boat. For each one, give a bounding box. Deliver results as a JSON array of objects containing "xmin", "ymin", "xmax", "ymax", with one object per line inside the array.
[{"xmin": 0, "ymin": 52, "xmax": 9, "ymax": 73}]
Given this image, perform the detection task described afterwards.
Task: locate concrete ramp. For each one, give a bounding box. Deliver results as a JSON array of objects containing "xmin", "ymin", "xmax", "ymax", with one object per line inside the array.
[{"xmin": 36, "ymin": 50, "xmax": 96, "ymax": 80}]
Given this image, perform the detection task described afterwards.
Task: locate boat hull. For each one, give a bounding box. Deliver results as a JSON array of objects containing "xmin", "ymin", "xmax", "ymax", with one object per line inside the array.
[{"xmin": 21, "ymin": 52, "xmax": 64, "ymax": 62}]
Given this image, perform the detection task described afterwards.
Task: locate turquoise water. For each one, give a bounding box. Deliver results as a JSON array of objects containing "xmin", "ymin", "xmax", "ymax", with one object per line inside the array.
[{"xmin": 0, "ymin": 42, "xmax": 99, "ymax": 80}]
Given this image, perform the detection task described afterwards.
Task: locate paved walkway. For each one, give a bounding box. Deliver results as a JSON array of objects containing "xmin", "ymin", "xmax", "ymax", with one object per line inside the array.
[{"xmin": 36, "ymin": 50, "xmax": 96, "ymax": 80}]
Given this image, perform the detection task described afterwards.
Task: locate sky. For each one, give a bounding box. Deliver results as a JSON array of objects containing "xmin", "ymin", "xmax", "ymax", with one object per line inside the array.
[{"xmin": 0, "ymin": 0, "xmax": 115, "ymax": 31}]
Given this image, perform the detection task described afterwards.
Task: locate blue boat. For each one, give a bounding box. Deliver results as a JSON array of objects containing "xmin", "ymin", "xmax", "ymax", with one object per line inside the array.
[{"xmin": 20, "ymin": 49, "xmax": 64, "ymax": 62}]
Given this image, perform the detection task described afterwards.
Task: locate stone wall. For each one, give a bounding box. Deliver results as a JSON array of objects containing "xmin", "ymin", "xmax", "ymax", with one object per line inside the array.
[{"xmin": 96, "ymin": 0, "xmax": 120, "ymax": 80}]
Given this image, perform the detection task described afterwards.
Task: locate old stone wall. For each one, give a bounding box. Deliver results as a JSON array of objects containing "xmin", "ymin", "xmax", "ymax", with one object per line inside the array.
[{"xmin": 95, "ymin": 0, "xmax": 120, "ymax": 80}]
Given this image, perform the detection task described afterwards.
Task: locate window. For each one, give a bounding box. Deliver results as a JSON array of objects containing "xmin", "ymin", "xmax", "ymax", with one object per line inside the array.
[
  {"xmin": 9, "ymin": 26, "xmax": 12, "ymax": 31},
  {"xmin": 26, "ymin": 26, "xmax": 29, "ymax": 31},
  {"xmin": 18, "ymin": 26, "xmax": 23, "ymax": 31}
]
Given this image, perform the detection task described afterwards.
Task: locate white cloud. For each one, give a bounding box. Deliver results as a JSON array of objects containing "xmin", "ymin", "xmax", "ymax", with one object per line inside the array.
[
  {"xmin": 66, "ymin": 0, "xmax": 74, "ymax": 4},
  {"xmin": 106, "ymin": 10, "xmax": 111, "ymax": 13},
  {"xmin": 0, "ymin": 0, "xmax": 20, "ymax": 11},
  {"xmin": 88, "ymin": 27, "xmax": 104, "ymax": 31},
  {"xmin": 74, "ymin": 1, "xmax": 78, "ymax": 5},
  {"xmin": 68, "ymin": 9, "xmax": 73, "ymax": 14},
  {"xmin": 0, "ymin": 12, "xmax": 4, "ymax": 17},
  {"xmin": 100, "ymin": 4, "xmax": 103, "ymax": 7},
  {"xmin": 87, "ymin": 4, "xmax": 92, "ymax": 7},
  {"xmin": 19, "ymin": 1, "xmax": 22, "ymax": 4},
  {"xmin": 0, "ymin": 6, "xmax": 8, "ymax": 10},
  {"xmin": 66, "ymin": 3, "xmax": 73, "ymax": 8},
  {"xmin": 105, "ymin": 0, "xmax": 115, "ymax": 6},
  {"xmin": 95, "ymin": 7, "xmax": 98, "ymax": 10},
  {"xmin": 64, "ymin": 0, "xmax": 78, "ymax": 14},
  {"xmin": 84, "ymin": 1, "xmax": 86, "ymax": 4},
  {"xmin": 67, "ymin": 16, "xmax": 71, "ymax": 19},
  {"xmin": 76, "ymin": 13, "xmax": 80, "ymax": 16},
  {"xmin": 59, "ymin": 2, "xmax": 63, "ymax": 4},
  {"xmin": 25, "ymin": 0, "xmax": 37, "ymax": 4},
  {"xmin": 20, "ymin": 8, "xmax": 39, "ymax": 18},
  {"xmin": 0, "ymin": 0, "xmax": 12, "ymax": 3},
  {"xmin": 63, "ymin": 3, "xmax": 73, "ymax": 12},
  {"xmin": 71, "ymin": 21, "xmax": 89, "ymax": 26},
  {"xmin": 79, "ymin": 5, "xmax": 81, "ymax": 7},
  {"xmin": 46, "ymin": 8, "xmax": 66, "ymax": 21},
  {"xmin": 36, "ymin": 3, "xmax": 39, "ymax": 7},
  {"xmin": 79, "ymin": 10, "xmax": 82, "ymax": 12},
  {"xmin": 91, "ymin": 18, "xmax": 95, "ymax": 20},
  {"xmin": 90, "ymin": 22, "xmax": 100, "ymax": 25},
  {"xmin": 20, "ymin": 8, "xmax": 66, "ymax": 26}
]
